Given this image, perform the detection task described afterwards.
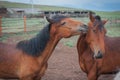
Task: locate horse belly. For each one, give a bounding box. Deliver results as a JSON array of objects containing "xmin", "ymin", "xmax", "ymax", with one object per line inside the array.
[{"xmin": 0, "ymin": 60, "xmax": 19, "ymax": 78}]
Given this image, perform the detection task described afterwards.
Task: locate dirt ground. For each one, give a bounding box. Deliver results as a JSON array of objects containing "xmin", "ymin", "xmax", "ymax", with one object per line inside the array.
[
  {"xmin": 41, "ymin": 42, "xmax": 115, "ymax": 80},
  {"xmin": 2, "ymin": 36, "xmax": 116, "ymax": 80}
]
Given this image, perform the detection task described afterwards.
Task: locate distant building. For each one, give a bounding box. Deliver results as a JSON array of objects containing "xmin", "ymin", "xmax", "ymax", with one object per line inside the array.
[
  {"xmin": 0, "ymin": 7, "xmax": 95, "ymax": 18},
  {"xmin": 43, "ymin": 10, "xmax": 95, "ymax": 17},
  {"xmin": 7, "ymin": 8, "xmax": 41, "ymax": 17},
  {"xmin": 0, "ymin": 7, "xmax": 8, "ymax": 17}
]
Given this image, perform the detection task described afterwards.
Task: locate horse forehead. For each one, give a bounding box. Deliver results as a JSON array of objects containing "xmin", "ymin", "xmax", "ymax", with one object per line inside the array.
[
  {"xmin": 88, "ymin": 22, "xmax": 93, "ymax": 27},
  {"xmin": 95, "ymin": 20, "xmax": 104, "ymax": 29},
  {"xmin": 62, "ymin": 18, "xmax": 81, "ymax": 24},
  {"xmin": 89, "ymin": 20, "xmax": 103, "ymax": 29}
]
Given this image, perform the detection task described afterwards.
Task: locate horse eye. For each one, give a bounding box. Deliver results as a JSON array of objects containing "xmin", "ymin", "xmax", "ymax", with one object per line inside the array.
[
  {"xmin": 93, "ymin": 30, "xmax": 97, "ymax": 33},
  {"xmin": 61, "ymin": 22, "xmax": 66, "ymax": 25}
]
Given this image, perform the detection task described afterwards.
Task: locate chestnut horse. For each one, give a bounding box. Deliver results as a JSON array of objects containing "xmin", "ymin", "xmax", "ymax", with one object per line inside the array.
[
  {"xmin": 0, "ymin": 15, "xmax": 88, "ymax": 80},
  {"xmin": 77, "ymin": 13, "xmax": 120, "ymax": 80}
]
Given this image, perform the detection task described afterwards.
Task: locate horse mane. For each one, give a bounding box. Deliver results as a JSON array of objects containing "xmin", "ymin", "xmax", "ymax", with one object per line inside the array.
[
  {"xmin": 95, "ymin": 16, "xmax": 101, "ymax": 21},
  {"xmin": 16, "ymin": 24, "xmax": 50, "ymax": 56},
  {"xmin": 94, "ymin": 15, "xmax": 104, "ymax": 30},
  {"xmin": 16, "ymin": 15, "xmax": 68, "ymax": 56},
  {"xmin": 50, "ymin": 15, "xmax": 68, "ymax": 23}
]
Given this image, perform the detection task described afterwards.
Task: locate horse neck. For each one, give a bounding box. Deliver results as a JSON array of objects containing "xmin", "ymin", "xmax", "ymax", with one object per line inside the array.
[
  {"xmin": 77, "ymin": 34, "xmax": 88, "ymax": 56},
  {"xmin": 37, "ymin": 36, "xmax": 61, "ymax": 65}
]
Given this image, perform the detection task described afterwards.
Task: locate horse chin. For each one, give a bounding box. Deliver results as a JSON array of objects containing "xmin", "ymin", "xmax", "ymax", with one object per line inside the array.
[
  {"xmin": 64, "ymin": 35, "xmax": 72, "ymax": 38},
  {"xmin": 71, "ymin": 32, "xmax": 81, "ymax": 36}
]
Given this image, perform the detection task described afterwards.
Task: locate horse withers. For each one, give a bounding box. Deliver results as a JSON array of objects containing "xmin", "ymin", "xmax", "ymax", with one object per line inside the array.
[{"xmin": 0, "ymin": 15, "xmax": 88, "ymax": 80}]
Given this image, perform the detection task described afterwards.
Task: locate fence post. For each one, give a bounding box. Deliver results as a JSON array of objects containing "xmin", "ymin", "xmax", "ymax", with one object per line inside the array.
[
  {"xmin": 0, "ymin": 16, "xmax": 2, "ymax": 37},
  {"xmin": 24, "ymin": 16, "xmax": 26, "ymax": 32}
]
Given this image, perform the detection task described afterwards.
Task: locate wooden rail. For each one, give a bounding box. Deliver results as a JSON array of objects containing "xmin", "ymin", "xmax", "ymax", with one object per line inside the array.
[{"xmin": 0, "ymin": 16, "xmax": 2, "ymax": 37}]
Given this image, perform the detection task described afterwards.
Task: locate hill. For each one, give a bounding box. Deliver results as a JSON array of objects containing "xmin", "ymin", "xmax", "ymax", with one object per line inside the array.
[
  {"xmin": 0, "ymin": 1, "xmax": 78, "ymax": 11},
  {"xmin": 0, "ymin": 1, "xmax": 120, "ymax": 18}
]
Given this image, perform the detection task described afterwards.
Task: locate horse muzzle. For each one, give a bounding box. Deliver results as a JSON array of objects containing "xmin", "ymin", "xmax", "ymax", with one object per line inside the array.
[
  {"xmin": 79, "ymin": 24, "xmax": 88, "ymax": 33},
  {"xmin": 94, "ymin": 51, "xmax": 103, "ymax": 59}
]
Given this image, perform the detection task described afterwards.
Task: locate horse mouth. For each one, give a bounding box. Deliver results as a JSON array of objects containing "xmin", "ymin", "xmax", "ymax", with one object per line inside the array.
[
  {"xmin": 93, "ymin": 51, "xmax": 104, "ymax": 59},
  {"xmin": 79, "ymin": 25, "xmax": 88, "ymax": 33}
]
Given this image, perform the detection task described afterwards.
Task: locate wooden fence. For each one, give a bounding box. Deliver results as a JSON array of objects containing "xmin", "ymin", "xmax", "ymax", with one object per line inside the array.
[
  {"xmin": 0, "ymin": 16, "xmax": 120, "ymax": 37},
  {"xmin": 0, "ymin": 16, "xmax": 46, "ymax": 36},
  {"xmin": 0, "ymin": 16, "xmax": 28, "ymax": 36},
  {"xmin": 0, "ymin": 16, "xmax": 2, "ymax": 36}
]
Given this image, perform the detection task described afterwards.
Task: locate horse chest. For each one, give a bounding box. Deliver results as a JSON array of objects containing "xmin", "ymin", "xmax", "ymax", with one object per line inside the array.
[{"xmin": 79, "ymin": 53, "xmax": 94, "ymax": 73}]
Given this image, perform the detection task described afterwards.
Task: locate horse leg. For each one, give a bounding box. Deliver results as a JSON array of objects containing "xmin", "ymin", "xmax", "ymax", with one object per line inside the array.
[
  {"xmin": 87, "ymin": 62, "xmax": 99, "ymax": 80},
  {"xmin": 35, "ymin": 63, "xmax": 48, "ymax": 80},
  {"xmin": 87, "ymin": 71, "xmax": 98, "ymax": 80}
]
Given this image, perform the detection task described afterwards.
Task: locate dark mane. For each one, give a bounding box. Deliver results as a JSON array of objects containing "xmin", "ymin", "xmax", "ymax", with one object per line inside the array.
[
  {"xmin": 49, "ymin": 15, "xmax": 68, "ymax": 23},
  {"xmin": 16, "ymin": 24, "xmax": 50, "ymax": 56},
  {"xmin": 95, "ymin": 15, "xmax": 101, "ymax": 21},
  {"xmin": 94, "ymin": 15, "xmax": 104, "ymax": 29},
  {"xmin": 16, "ymin": 15, "xmax": 68, "ymax": 56}
]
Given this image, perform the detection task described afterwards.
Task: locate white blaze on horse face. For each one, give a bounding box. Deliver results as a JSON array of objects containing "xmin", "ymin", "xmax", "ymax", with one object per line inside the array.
[{"xmin": 93, "ymin": 45, "xmax": 100, "ymax": 58}]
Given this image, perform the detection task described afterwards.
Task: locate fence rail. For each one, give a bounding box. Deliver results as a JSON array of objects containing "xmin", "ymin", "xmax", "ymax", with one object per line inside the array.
[
  {"xmin": 0, "ymin": 16, "xmax": 120, "ymax": 37},
  {"xmin": 0, "ymin": 16, "xmax": 47, "ymax": 36}
]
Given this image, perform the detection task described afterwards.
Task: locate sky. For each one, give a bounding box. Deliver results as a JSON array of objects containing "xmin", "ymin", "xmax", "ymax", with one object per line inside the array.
[{"xmin": 2, "ymin": 0, "xmax": 120, "ymax": 11}]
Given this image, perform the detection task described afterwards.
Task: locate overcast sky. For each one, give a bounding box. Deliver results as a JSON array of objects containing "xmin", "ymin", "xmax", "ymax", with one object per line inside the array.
[{"xmin": 2, "ymin": 0, "xmax": 120, "ymax": 11}]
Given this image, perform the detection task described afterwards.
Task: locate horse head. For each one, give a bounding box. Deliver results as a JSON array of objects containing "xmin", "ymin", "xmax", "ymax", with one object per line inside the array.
[
  {"xmin": 86, "ymin": 13, "xmax": 107, "ymax": 59},
  {"xmin": 46, "ymin": 15, "xmax": 88, "ymax": 38}
]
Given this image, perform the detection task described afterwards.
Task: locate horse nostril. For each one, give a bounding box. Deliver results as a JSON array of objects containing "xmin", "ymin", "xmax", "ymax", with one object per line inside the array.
[{"xmin": 95, "ymin": 51, "xmax": 103, "ymax": 59}]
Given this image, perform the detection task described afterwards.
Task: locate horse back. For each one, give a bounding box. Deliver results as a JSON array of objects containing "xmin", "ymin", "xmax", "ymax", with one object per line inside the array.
[
  {"xmin": 100, "ymin": 36, "xmax": 120, "ymax": 73},
  {"xmin": 105, "ymin": 36, "xmax": 120, "ymax": 52}
]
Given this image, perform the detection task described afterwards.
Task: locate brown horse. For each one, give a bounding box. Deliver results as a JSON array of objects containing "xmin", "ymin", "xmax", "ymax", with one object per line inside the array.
[
  {"xmin": 0, "ymin": 15, "xmax": 88, "ymax": 80},
  {"xmin": 77, "ymin": 13, "xmax": 120, "ymax": 80}
]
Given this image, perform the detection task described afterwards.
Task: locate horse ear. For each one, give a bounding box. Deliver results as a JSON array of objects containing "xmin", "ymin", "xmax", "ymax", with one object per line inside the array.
[
  {"xmin": 46, "ymin": 16, "xmax": 54, "ymax": 23},
  {"xmin": 102, "ymin": 20, "xmax": 108, "ymax": 25},
  {"xmin": 89, "ymin": 12, "xmax": 95, "ymax": 22}
]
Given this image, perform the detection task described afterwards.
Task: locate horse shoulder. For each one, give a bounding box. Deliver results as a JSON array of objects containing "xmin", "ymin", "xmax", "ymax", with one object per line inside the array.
[{"xmin": 18, "ymin": 54, "xmax": 40, "ymax": 78}]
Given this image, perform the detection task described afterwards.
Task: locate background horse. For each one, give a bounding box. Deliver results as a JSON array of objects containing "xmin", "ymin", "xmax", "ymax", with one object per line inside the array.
[
  {"xmin": 77, "ymin": 14, "xmax": 109, "ymax": 80},
  {"xmin": 0, "ymin": 15, "xmax": 88, "ymax": 80}
]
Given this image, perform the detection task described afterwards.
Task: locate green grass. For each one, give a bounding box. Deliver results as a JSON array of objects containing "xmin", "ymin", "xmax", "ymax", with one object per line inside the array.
[
  {"xmin": 0, "ymin": 31, "xmax": 38, "ymax": 42},
  {"xmin": 1, "ymin": 18, "xmax": 46, "ymax": 33},
  {"xmin": 95, "ymin": 11, "xmax": 120, "ymax": 19},
  {"xmin": 106, "ymin": 26, "xmax": 120, "ymax": 37}
]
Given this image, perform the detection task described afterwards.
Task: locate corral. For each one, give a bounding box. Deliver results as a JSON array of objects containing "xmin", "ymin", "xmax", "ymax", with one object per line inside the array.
[{"xmin": 0, "ymin": 16, "xmax": 120, "ymax": 80}]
